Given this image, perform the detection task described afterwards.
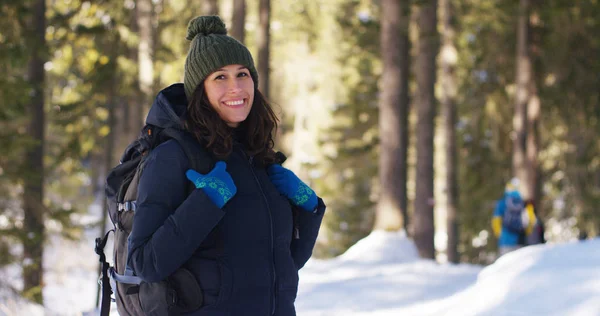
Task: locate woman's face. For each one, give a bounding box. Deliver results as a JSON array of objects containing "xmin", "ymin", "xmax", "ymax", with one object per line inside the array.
[{"xmin": 204, "ymin": 64, "xmax": 255, "ymax": 128}]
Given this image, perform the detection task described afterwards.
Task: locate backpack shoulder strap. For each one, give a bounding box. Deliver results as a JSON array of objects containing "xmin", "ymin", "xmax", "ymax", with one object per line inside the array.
[
  {"xmin": 275, "ymin": 151, "xmax": 287, "ymax": 164},
  {"xmin": 161, "ymin": 127, "xmax": 214, "ymax": 174}
]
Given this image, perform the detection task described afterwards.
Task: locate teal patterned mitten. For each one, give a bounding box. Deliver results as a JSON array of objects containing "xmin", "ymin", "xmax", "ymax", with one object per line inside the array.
[
  {"xmin": 267, "ymin": 164, "xmax": 318, "ymax": 212},
  {"xmin": 186, "ymin": 161, "xmax": 237, "ymax": 208}
]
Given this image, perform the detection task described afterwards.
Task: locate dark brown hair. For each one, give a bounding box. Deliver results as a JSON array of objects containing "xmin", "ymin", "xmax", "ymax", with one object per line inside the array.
[{"xmin": 184, "ymin": 83, "xmax": 279, "ymax": 165}]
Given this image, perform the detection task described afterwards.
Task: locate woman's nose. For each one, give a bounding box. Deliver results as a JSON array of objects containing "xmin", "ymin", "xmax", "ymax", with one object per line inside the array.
[{"xmin": 227, "ymin": 78, "xmax": 242, "ymax": 92}]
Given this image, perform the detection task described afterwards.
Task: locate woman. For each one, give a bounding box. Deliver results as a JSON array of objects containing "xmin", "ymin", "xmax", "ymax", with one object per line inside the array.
[{"xmin": 127, "ymin": 16, "xmax": 325, "ymax": 315}]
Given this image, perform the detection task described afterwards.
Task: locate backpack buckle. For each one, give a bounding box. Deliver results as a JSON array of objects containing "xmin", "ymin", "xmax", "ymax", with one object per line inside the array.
[
  {"xmin": 118, "ymin": 201, "xmax": 137, "ymax": 212},
  {"xmin": 95, "ymin": 229, "xmax": 114, "ymax": 256}
]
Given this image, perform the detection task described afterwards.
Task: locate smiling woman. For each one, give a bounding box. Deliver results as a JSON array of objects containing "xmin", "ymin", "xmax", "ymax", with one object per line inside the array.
[{"xmin": 121, "ymin": 15, "xmax": 326, "ymax": 316}]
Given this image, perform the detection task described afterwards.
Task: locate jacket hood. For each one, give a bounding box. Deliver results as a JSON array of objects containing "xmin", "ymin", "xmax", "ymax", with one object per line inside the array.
[{"xmin": 145, "ymin": 83, "xmax": 188, "ymax": 130}]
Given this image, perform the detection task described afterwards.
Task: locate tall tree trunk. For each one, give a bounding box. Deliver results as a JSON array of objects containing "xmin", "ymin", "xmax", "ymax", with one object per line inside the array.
[
  {"xmin": 257, "ymin": 0, "xmax": 271, "ymax": 98},
  {"xmin": 513, "ymin": 0, "xmax": 531, "ymax": 199},
  {"xmin": 231, "ymin": 0, "xmax": 246, "ymax": 43},
  {"xmin": 137, "ymin": 0, "xmax": 154, "ymax": 115},
  {"xmin": 22, "ymin": 0, "xmax": 46, "ymax": 304},
  {"xmin": 375, "ymin": 0, "xmax": 410, "ymax": 232},
  {"xmin": 527, "ymin": 6, "xmax": 541, "ymax": 216},
  {"xmin": 413, "ymin": 0, "xmax": 438, "ymax": 260},
  {"xmin": 202, "ymin": 0, "xmax": 219, "ymax": 16},
  {"xmin": 440, "ymin": 0, "xmax": 459, "ymax": 263}
]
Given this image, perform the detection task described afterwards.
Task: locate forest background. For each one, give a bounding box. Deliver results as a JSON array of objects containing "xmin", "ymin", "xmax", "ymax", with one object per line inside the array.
[{"xmin": 1, "ymin": 0, "xmax": 599, "ymax": 306}]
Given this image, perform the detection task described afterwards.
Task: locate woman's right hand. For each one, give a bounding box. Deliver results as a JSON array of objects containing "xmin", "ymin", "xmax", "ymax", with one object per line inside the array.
[{"xmin": 186, "ymin": 161, "xmax": 237, "ymax": 208}]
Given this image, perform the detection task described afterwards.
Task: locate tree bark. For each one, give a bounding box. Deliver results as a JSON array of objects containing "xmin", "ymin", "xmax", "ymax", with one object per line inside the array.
[
  {"xmin": 22, "ymin": 0, "xmax": 46, "ymax": 304},
  {"xmin": 526, "ymin": 5, "xmax": 541, "ymax": 217},
  {"xmin": 202, "ymin": 0, "xmax": 219, "ymax": 16},
  {"xmin": 413, "ymin": 0, "xmax": 438, "ymax": 260},
  {"xmin": 136, "ymin": 0, "xmax": 154, "ymax": 115},
  {"xmin": 231, "ymin": 0, "xmax": 246, "ymax": 43},
  {"xmin": 513, "ymin": 0, "xmax": 531, "ymax": 199},
  {"xmin": 375, "ymin": 0, "xmax": 410, "ymax": 232},
  {"xmin": 440, "ymin": 0, "xmax": 459, "ymax": 263},
  {"xmin": 257, "ymin": 0, "xmax": 271, "ymax": 98}
]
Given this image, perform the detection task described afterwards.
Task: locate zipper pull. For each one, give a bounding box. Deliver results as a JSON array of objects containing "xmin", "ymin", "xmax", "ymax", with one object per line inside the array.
[
  {"xmin": 249, "ymin": 155, "xmax": 254, "ymax": 166},
  {"xmin": 294, "ymin": 226, "xmax": 300, "ymax": 239}
]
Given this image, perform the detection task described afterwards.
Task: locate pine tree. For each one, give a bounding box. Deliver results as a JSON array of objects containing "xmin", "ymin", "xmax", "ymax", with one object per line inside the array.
[
  {"xmin": 22, "ymin": 0, "xmax": 47, "ymax": 303},
  {"xmin": 440, "ymin": 0, "xmax": 459, "ymax": 263},
  {"xmin": 413, "ymin": 0, "xmax": 438, "ymax": 260},
  {"xmin": 513, "ymin": 0, "xmax": 532, "ymax": 198},
  {"xmin": 231, "ymin": 0, "xmax": 246, "ymax": 43},
  {"xmin": 257, "ymin": 0, "xmax": 271, "ymax": 98},
  {"xmin": 375, "ymin": 0, "xmax": 410, "ymax": 232}
]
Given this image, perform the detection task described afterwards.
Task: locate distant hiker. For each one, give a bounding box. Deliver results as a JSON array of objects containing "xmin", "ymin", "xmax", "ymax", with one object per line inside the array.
[{"xmin": 492, "ymin": 179, "xmax": 532, "ymax": 256}]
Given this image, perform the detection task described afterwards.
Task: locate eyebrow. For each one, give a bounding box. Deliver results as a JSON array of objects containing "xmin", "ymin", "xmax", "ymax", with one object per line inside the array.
[{"xmin": 215, "ymin": 66, "xmax": 248, "ymax": 72}]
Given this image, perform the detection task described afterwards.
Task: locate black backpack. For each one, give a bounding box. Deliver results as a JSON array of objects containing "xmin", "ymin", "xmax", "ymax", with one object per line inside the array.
[
  {"xmin": 95, "ymin": 124, "xmax": 214, "ymax": 316},
  {"xmin": 502, "ymin": 194, "xmax": 526, "ymax": 234}
]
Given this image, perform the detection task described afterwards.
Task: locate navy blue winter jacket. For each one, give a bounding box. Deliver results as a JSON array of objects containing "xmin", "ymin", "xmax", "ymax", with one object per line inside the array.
[{"xmin": 127, "ymin": 84, "xmax": 325, "ymax": 316}]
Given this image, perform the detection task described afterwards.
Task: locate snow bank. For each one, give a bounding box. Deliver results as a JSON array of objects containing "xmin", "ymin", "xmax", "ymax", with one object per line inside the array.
[
  {"xmin": 339, "ymin": 230, "xmax": 419, "ymax": 264},
  {"xmin": 437, "ymin": 239, "xmax": 600, "ymax": 316},
  {"xmin": 296, "ymin": 230, "xmax": 481, "ymax": 316}
]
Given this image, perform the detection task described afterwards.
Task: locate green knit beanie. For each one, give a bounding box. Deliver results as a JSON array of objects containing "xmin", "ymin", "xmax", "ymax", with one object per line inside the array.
[{"xmin": 184, "ymin": 16, "xmax": 258, "ymax": 100}]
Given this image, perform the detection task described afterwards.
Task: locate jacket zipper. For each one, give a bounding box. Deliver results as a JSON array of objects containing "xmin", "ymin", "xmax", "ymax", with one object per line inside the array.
[{"xmin": 246, "ymin": 154, "xmax": 278, "ymax": 315}]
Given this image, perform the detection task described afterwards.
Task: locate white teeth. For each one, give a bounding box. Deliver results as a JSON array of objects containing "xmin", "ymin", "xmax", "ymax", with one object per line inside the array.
[{"xmin": 225, "ymin": 100, "xmax": 244, "ymax": 106}]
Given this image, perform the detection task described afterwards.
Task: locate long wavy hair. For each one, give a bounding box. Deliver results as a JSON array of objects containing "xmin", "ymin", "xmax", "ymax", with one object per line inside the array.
[{"xmin": 184, "ymin": 83, "xmax": 279, "ymax": 165}]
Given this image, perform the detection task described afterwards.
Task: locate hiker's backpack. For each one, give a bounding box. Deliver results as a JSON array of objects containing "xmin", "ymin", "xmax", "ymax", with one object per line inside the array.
[
  {"xmin": 502, "ymin": 194, "xmax": 525, "ymax": 234},
  {"xmin": 95, "ymin": 125, "xmax": 214, "ymax": 316}
]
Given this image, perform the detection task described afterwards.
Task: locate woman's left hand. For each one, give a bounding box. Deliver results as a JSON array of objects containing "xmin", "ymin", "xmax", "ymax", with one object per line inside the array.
[{"xmin": 267, "ymin": 164, "xmax": 317, "ymax": 212}]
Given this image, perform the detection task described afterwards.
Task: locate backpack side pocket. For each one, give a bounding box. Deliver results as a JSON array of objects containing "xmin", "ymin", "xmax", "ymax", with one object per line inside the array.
[{"xmin": 138, "ymin": 267, "xmax": 203, "ymax": 316}]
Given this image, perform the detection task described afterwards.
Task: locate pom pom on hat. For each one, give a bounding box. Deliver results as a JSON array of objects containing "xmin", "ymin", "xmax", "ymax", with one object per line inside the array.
[{"xmin": 186, "ymin": 16, "xmax": 227, "ymax": 40}]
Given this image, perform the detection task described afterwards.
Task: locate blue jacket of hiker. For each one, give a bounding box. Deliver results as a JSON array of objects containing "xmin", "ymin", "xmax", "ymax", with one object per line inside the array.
[
  {"xmin": 493, "ymin": 190, "xmax": 522, "ymax": 247},
  {"xmin": 127, "ymin": 84, "xmax": 326, "ymax": 316}
]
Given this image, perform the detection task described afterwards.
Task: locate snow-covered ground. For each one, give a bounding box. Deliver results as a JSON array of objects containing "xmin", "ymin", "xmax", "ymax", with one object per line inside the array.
[
  {"xmin": 297, "ymin": 231, "xmax": 600, "ymax": 316},
  {"xmin": 1, "ymin": 212, "xmax": 599, "ymax": 316}
]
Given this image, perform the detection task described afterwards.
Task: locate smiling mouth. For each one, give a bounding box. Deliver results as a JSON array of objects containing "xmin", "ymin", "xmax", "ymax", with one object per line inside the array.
[{"xmin": 223, "ymin": 99, "xmax": 245, "ymax": 107}]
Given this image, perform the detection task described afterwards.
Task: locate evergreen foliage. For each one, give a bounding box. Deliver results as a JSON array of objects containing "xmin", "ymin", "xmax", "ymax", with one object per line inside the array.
[{"xmin": 313, "ymin": 0, "xmax": 381, "ymax": 257}]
